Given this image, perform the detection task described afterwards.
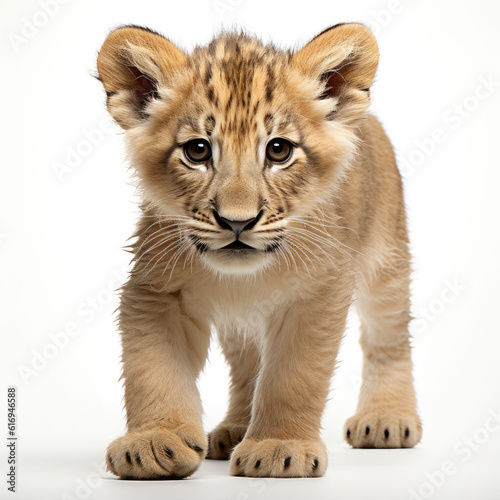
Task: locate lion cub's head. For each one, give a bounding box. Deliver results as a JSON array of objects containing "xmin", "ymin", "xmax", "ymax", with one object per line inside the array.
[{"xmin": 97, "ymin": 24, "xmax": 378, "ymax": 275}]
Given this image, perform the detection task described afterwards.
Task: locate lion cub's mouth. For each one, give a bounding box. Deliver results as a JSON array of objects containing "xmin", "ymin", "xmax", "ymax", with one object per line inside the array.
[{"xmin": 220, "ymin": 240, "xmax": 256, "ymax": 251}]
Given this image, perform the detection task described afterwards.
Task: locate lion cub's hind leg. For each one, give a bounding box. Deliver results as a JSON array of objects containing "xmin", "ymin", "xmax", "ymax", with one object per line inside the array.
[
  {"xmin": 345, "ymin": 248, "xmax": 422, "ymax": 449},
  {"xmin": 207, "ymin": 330, "xmax": 260, "ymax": 459}
]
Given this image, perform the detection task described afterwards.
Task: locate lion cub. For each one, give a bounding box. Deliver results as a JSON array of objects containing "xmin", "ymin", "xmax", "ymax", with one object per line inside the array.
[{"xmin": 97, "ymin": 23, "xmax": 422, "ymax": 479}]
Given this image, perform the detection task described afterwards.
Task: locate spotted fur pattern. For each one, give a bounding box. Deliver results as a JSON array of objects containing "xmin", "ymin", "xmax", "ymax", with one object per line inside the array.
[{"xmin": 97, "ymin": 23, "xmax": 422, "ymax": 480}]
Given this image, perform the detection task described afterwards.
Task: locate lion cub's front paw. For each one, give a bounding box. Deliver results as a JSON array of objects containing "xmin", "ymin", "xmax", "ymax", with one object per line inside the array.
[
  {"xmin": 229, "ymin": 438, "xmax": 327, "ymax": 477},
  {"xmin": 106, "ymin": 424, "xmax": 206, "ymax": 479},
  {"xmin": 206, "ymin": 423, "xmax": 248, "ymax": 459},
  {"xmin": 344, "ymin": 411, "xmax": 422, "ymax": 449}
]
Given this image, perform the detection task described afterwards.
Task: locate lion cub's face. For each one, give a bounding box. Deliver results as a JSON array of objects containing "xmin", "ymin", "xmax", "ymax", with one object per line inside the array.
[{"xmin": 97, "ymin": 25, "xmax": 378, "ymax": 274}]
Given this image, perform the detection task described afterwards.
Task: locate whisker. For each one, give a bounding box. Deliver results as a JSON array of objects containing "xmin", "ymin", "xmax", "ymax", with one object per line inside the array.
[
  {"xmin": 287, "ymin": 224, "xmax": 362, "ymax": 260},
  {"xmin": 283, "ymin": 235, "xmax": 317, "ymax": 276},
  {"xmin": 136, "ymin": 231, "xmax": 181, "ymax": 262},
  {"xmin": 141, "ymin": 238, "xmax": 183, "ymax": 278},
  {"xmin": 279, "ymin": 240, "xmax": 299, "ymax": 274},
  {"xmin": 286, "ymin": 231, "xmax": 338, "ymax": 271},
  {"xmin": 165, "ymin": 239, "xmax": 192, "ymax": 280},
  {"xmin": 136, "ymin": 226, "xmax": 179, "ymax": 254}
]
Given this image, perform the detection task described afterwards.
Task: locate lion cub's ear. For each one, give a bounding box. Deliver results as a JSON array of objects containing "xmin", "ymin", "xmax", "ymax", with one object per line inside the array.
[
  {"xmin": 97, "ymin": 26, "xmax": 186, "ymax": 129},
  {"xmin": 293, "ymin": 23, "xmax": 379, "ymax": 122}
]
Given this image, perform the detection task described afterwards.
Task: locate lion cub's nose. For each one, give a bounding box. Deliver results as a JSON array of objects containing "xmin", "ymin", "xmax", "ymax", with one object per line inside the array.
[{"xmin": 213, "ymin": 210, "xmax": 261, "ymax": 237}]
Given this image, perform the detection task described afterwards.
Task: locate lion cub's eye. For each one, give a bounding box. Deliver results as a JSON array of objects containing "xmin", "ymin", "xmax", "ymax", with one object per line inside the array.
[
  {"xmin": 184, "ymin": 139, "xmax": 212, "ymax": 164},
  {"xmin": 266, "ymin": 138, "xmax": 293, "ymax": 164}
]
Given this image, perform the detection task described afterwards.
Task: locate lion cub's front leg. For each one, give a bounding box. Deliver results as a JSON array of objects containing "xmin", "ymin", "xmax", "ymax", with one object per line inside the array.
[
  {"xmin": 230, "ymin": 291, "xmax": 351, "ymax": 478},
  {"xmin": 345, "ymin": 251, "xmax": 422, "ymax": 449},
  {"xmin": 207, "ymin": 331, "xmax": 260, "ymax": 459},
  {"xmin": 106, "ymin": 284, "xmax": 210, "ymax": 479}
]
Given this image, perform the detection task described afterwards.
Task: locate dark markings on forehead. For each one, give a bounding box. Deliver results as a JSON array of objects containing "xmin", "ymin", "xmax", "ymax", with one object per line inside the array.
[
  {"xmin": 226, "ymin": 94, "xmax": 233, "ymax": 113},
  {"xmin": 264, "ymin": 114, "xmax": 273, "ymax": 135},
  {"xmin": 239, "ymin": 118, "xmax": 248, "ymax": 136},
  {"xmin": 190, "ymin": 35, "xmax": 293, "ymax": 142},
  {"xmin": 265, "ymin": 64, "xmax": 274, "ymax": 103},
  {"xmin": 224, "ymin": 65, "xmax": 231, "ymax": 87},
  {"xmin": 204, "ymin": 64, "xmax": 212, "ymax": 86},
  {"xmin": 207, "ymin": 86, "xmax": 214, "ymax": 103},
  {"xmin": 204, "ymin": 115, "xmax": 215, "ymax": 136},
  {"xmin": 277, "ymin": 114, "xmax": 296, "ymax": 132},
  {"xmin": 178, "ymin": 115, "xmax": 200, "ymax": 134}
]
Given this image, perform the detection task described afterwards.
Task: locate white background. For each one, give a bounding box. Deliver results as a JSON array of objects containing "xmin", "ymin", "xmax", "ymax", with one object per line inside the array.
[{"xmin": 2, "ymin": 0, "xmax": 500, "ymax": 499}]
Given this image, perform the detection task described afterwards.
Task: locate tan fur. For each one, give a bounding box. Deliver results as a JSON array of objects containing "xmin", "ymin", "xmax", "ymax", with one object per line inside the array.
[{"xmin": 97, "ymin": 23, "xmax": 421, "ymax": 479}]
